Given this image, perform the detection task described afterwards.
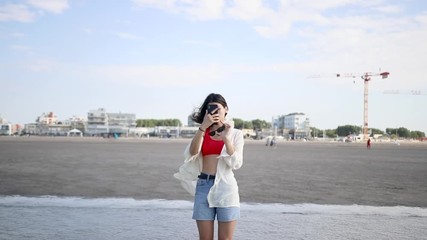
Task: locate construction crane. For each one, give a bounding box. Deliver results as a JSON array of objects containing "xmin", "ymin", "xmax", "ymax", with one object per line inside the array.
[
  {"xmin": 309, "ymin": 71, "xmax": 390, "ymax": 140},
  {"xmin": 357, "ymin": 72, "xmax": 390, "ymax": 140}
]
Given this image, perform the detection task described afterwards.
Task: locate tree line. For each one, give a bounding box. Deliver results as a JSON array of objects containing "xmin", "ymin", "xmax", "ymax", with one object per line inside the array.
[
  {"xmin": 136, "ymin": 119, "xmax": 424, "ymax": 139},
  {"xmin": 136, "ymin": 119, "xmax": 181, "ymax": 127},
  {"xmin": 136, "ymin": 118, "xmax": 272, "ymax": 130},
  {"xmin": 311, "ymin": 125, "xmax": 425, "ymax": 139}
]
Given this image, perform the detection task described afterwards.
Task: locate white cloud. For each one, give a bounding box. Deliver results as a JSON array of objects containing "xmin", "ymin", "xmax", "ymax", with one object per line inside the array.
[
  {"xmin": 112, "ymin": 31, "xmax": 143, "ymax": 40},
  {"xmin": 10, "ymin": 32, "xmax": 26, "ymax": 38},
  {"xmin": 416, "ymin": 11, "xmax": 427, "ymax": 24},
  {"xmin": 0, "ymin": 4, "xmax": 35, "ymax": 22},
  {"xmin": 10, "ymin": 45, "xmax": 32, "ymax": 52},
  {"xmin": 226, "ymin": 0, "xmax": 292, "ymax": 38},
  {"xmin": 82, "ymin": 28, "xmax": 93, "ymax": 34},
  {"xmin": 0, "ymin": 0, "xmax": 69, "ymax": 22},
  {"xmin": 132, "ymin": 0, "xmax": 177, "ymax": 10},
  {"xmin": 26, "ymin": 0, "xmax": 69, "ymax": 14},
  {"xmin": 92, "ymin": 61, "xmax": 325, "ymax": 89},
  {"xmin": 246, "ymin": 2, "xmax": 427, "ymax": 92},
  {"xmin": 131, "ymin": 0, "xmax": 414, "ymax": 39},
  {"xmin": 182, "ymin": 39, "xmax": 222, "ymax": 48},
  {"xmin": 183, "ymin": 0, "xmax": 225, "ymax": 20},
  {"xmin": 374, "ymin": 4, "xmax": 403, "ymax": 14},
  {"xmin": 27, "ymin": 60, "xmax": 58, "ymax": 72},
  {"xmin": 226, "ymin": 0, "xmax": 271, "ymax": 20},
  {"xmin": 95, "ymin": 64, "xmax": 228, "ymax": 87},
  {"xmin": 133, "ymin": 0, "xmax": 225, "ymax": 20}
]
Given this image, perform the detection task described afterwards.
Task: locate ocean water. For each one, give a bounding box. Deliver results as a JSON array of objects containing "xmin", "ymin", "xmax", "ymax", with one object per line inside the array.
[{"xmin": 1, "ymin": 196, "xmax": 426, "ymax": 240}]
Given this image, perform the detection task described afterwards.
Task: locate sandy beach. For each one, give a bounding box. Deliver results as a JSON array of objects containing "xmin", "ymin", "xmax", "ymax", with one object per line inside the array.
[{"xmin": 1, "ymin": 137, "xmax": 426, "ymax": 207}]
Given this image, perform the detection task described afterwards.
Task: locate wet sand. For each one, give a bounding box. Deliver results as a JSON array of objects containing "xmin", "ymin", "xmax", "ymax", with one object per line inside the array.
[{"xmin": 1, "ymin": 137, "xmax": 426, "ymax": 207}]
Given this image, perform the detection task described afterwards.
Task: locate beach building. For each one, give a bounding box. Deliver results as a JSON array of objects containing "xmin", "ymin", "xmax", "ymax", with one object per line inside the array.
[
  {"xmin": 34, "ymin": 112, "xmax": 71, "ymax": 136},
  {"xmin": 179, "ymin": 126, "xmax": 198, "ymax": 138},
  {"xmin": 129, "ymin": 127, "xmax": 154, "ymax": 138},
  {"xmin": 154, "ymin": 126, "xmax": 180, "ymax": 138},
  {"xmin": 86, "ymin": 108, "xmax": 109, "ymax": 136},
  {"xmin": 40, "ymin": 123, "xmax": 70, "ymax": 136},
  {"xmin": 24, "ymin": 123, "xmax": 37, "ymax": 135},
  {"xmin": 0, "ymin": 123, "xmax": 12, "ymax": 135},
  {"xmin": 65, "ymin": 116, "xmax": 86, "ymax": 132},
  {"xmin": 0, "ymin": 117, "xmax": 12, "ymax": 135},
  {"xmin": 86, "ymin": 108, "xmax": 136, "ymax": 136},
  {"xmin": 21, "ymin": 113, "xmax": 81, "ymax": 136},
  {"xmin": 273, "ymin": 113, "xmax": 311, "ymax": 139},
  {"xmin": 36, "ymin": 112, "xmax": 57, "ymax": 125},
  {"xmin": 108, "ymin": 113, "xmax": 137, "ymax": 136}
]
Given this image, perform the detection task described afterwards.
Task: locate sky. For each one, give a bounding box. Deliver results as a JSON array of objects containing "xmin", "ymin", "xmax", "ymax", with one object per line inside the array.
[{"xmin": 1, "ymin": 0, "xmax": 426, "ymax": 133}]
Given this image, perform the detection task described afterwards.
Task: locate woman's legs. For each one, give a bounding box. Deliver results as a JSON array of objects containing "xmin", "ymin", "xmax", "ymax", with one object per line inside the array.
[
  {"xmin": 218, "ymin": 220, "xmax": 237, "ymax": 240},
  {"xmin": 197, "ymin": 220, "xmax": 237, "ymax": 240},
  {"xmin": 197, "ymin": 220, "xmax": 214, "ymax": 240}
]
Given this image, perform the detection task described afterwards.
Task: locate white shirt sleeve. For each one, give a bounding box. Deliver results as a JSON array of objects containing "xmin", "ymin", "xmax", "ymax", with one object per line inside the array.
[{"xmin": 220, "ymin": 129, "xmax": 244, "ymax": 170}]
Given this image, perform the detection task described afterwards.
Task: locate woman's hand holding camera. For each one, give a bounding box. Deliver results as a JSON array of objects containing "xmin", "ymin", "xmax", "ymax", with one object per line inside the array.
[
  {"xmin": 200, "ymin": 109, "xmax": 219, "ymax": 131},
  {"xmin": 219, "ymin": 120, "xmax": 233, "ymax": 141}
]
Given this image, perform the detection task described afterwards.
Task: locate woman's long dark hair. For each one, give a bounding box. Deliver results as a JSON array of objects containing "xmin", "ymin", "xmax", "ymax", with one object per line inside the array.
[{"xmin": 191, "ymin": 93, "xmax": 228, "ymax": 124}]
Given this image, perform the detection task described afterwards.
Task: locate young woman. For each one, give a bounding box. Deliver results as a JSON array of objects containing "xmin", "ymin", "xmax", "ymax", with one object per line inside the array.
[{"xmin": 174, "ymin": 93, "xmax": 244, "ymax": 240}]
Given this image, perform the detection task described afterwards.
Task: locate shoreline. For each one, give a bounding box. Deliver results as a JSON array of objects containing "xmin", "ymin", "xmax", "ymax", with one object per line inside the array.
[{"xmin": 1, "ymin": 135, "xmax": 426, "ymax": 145}]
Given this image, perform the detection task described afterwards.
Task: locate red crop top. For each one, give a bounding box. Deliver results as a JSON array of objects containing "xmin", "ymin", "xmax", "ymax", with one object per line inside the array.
[{"xmin": 201, "ymin": 130, "xmax": 224, "ymax": 156}]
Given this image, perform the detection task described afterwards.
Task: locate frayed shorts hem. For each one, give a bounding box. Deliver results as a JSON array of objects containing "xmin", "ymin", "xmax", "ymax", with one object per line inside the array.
[{"xmin": 192, "ymin": 206, "xmax": 240, "ymax": 222}]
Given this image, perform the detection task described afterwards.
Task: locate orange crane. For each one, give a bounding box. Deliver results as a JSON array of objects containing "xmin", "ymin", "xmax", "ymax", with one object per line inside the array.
[{"xmin": 309, "ymin": 71, "xmax": 390, "ymax": 140}]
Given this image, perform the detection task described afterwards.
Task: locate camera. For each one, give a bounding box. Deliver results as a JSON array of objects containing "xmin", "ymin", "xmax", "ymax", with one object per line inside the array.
[{"xmin": 207, "ymin": 104, "xmax": 218, "ymax": 114}]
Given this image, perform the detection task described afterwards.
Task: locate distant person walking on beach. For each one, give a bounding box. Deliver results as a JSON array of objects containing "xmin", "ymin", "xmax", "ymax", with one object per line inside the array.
[
  {"xmin": 174, "ymin": 93, "xmax": 244, "ymax": 240},
  {"xmin": 367, "ymin": 138, "xmax": 371, "ymax": 149}
]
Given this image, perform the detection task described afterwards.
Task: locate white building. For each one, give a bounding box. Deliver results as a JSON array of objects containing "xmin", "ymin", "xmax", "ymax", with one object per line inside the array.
[
  {"xmin": 34, "ymin": 112, "xmax": 70, "ymax": 135},
  {"xmin": 86, "ymin": 108, "xmax": 109, "ymax": 135},
  {"xmin": 284, "ymin": 113, "xmax": 310, "ymax": 130},
  {"xmin": 0, "ymin": 116, "xmax": 12, "ymax": 135},
  {"xmin": 108, "ymin": 113, "xmax": 136, "ymax": 136},
  {"xmin": 0, "ymin": 123, "xmax": 12, "ymax": 135},
  {"xmin": 179, "ymin": 126, "xmax": 199, "ymax": 138},
  {"xmin": 67, "ymin": 115, "xmax": 86, "ymax": 125},
  {"xmin": 274, "ymin": 113, "xmax": 311, "ymax": 139},
  {"xmin": 0, "ymin": 116, "xmax": 7, "ymax": 124},
  {"xmin": 86, "ymin": 108, "xmax": 136, "ymax": 136},
  {"xmin": 65, "ymin": 115, "xmax": 87, "ymax": 132},
  {"xmin": 24, "ymin": 123, "xmax": 37, "ymax": 135},
  {"xmin": 36, "ymin": 112, "xmax": 57, "ymax": 125}
]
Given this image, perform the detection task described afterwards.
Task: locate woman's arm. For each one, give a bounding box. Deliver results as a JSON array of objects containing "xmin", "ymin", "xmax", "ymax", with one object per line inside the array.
[
  {"xmin": 189, "ymin": 111, "xmax": 217, "ymax": 156},
  {"xmin": 223, "ymin": 137, "xmax": 235, "ymax": 156},
  {"xmin": 189, "ymin": 127, "xmax": 205, "ymax": 156}
]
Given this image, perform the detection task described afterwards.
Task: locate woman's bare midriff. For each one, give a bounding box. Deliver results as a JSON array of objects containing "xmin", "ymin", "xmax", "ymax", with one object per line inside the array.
[{"xmin": 202, "ymin": 154, "xmax": 220, "ymax": 175}]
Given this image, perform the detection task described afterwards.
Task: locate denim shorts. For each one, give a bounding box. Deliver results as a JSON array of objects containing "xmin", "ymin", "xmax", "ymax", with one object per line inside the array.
[{"xmin": 192, "ymin": 178, "xmax": 240, "ymax": 222}]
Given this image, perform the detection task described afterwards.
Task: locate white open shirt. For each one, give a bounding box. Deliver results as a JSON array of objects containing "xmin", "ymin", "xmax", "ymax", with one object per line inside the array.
[{"xmin": 174, "ymin": 127, "xmax": 244, "ymax": 208}]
